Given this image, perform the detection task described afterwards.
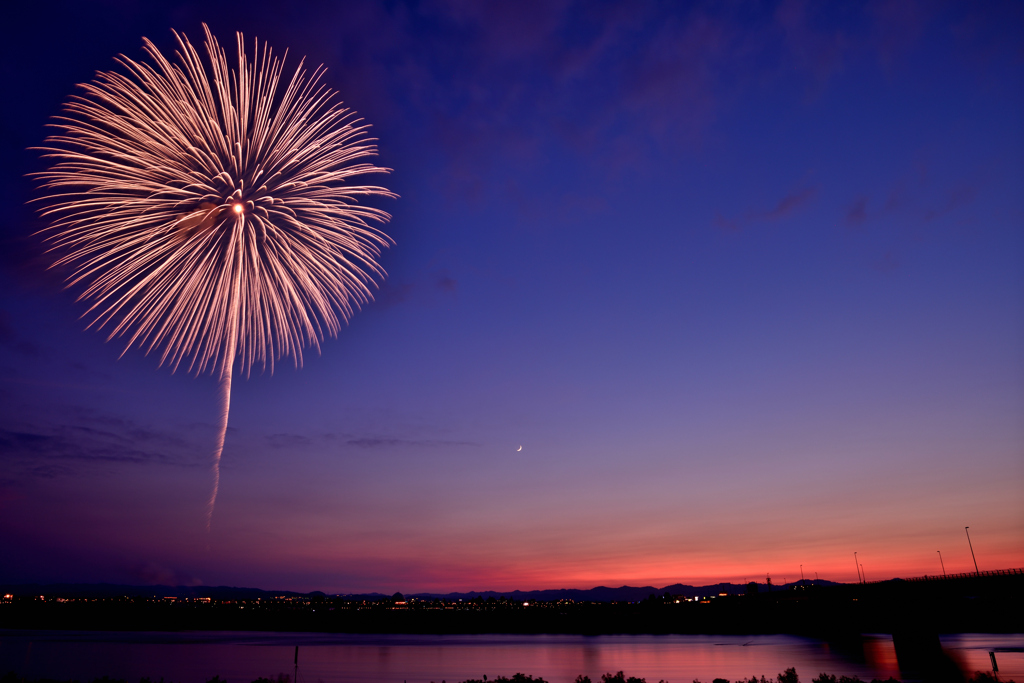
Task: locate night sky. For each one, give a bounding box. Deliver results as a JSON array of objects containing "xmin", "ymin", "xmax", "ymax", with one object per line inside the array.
[{"xmin": 1, "ymin": 1, "xmax": 1022, "ymax": 594}]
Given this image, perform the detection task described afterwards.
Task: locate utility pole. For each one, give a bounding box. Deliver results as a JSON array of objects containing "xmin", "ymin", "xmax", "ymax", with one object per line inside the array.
[
  {"xmin": 800, "ymin": 565, "xmax": 804, "ymax": 582},
  {"xmin": 854, "ymin": 552, "xmax": 862, "ymax": 583},
  {"xmin": 965, "ymin": 527, "xmax": 979, "ymax": 575},
  {"xmin": 938, "ymin": 550, "xmax": 946, "ymax": 577}
]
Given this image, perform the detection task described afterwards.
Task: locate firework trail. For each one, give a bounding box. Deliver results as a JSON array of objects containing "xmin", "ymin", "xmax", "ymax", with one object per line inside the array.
[{"xmin": 33, "ymin": 25, "xmax": 395, "ymax": 530}]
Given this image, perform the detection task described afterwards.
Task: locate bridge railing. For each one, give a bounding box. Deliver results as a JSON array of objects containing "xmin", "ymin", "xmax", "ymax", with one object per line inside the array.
[{"xmin": 897, "ymin": 567, "xmax": 1023, "ymax": 583}]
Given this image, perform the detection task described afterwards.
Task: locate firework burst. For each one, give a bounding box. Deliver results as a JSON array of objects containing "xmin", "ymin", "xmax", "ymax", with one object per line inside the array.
[{"xmin": 34, "ymin": 25, "xmax": 396, "ymax": 529}]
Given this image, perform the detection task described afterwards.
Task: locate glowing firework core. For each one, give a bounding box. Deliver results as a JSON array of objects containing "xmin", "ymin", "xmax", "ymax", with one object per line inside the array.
[{"xmin": 34, "ymin": 25, "xmax": 396, "ymax": 530}]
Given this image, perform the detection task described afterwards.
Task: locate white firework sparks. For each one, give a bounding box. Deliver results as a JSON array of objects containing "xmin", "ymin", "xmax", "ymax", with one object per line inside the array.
[{"xmin": 34, "ymin": 24, "xmax": 396, "ymax": 528}]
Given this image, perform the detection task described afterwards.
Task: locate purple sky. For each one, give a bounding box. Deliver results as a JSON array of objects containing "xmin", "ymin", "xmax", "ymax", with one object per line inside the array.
[{"xmin": 1, "ymin": 0, "xmax": 1022, "ymax": 593}]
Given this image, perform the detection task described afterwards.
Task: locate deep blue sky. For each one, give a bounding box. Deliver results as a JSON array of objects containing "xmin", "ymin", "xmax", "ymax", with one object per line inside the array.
[{"xmin": 1, "ymin": 0, "xmax": 1022, "ymax": 593}]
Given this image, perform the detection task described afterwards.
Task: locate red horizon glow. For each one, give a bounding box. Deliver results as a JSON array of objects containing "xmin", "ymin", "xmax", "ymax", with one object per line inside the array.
[{"xmin": 2, "ymin": 1, "xmax": 1022, "ymax": 595}]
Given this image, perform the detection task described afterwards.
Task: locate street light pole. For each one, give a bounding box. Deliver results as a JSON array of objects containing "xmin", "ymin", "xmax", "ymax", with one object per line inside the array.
[
  {"xmin": 965, "ymin": 527, "xmax": 979, "ymax": 575},
  {"xmin": 937, "ymin": 550, "xmax": 946, "ymax": 577},
  {"xmin": 854, "ymin": 552, "xmax": 862, "ymax": 583}
]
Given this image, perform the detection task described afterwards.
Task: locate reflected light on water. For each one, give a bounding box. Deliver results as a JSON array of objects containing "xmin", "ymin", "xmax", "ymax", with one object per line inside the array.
[
  {"xmin": 861, "ymin": 636, "xmax": 900, "ymax": 673},
  {"xmin": 1, "ymin": 632, "xmax": 1017, "ymax": 683},
  {"xmin": 943, "ymin": 635, "xmax": 1024, "ymax": 681}
]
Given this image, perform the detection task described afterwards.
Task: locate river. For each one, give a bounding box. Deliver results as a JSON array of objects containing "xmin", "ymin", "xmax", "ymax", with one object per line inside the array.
[{"xmin": 1, "ymin": 631, "xmax": 1021, "ymax": 683}]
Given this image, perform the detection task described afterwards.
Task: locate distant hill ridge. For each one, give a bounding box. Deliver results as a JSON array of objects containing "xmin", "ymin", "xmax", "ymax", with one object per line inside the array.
[
  {"xmin": 0, "ymin": 580, "xmax": 839, "ymax": 602},
  {"xmin": 408, "ymin": 580, "xmax": 838, "ymax": 602}
]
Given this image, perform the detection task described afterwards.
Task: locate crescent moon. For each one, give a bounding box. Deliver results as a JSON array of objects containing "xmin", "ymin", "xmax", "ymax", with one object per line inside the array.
[{"xmin": 517, "ymin": 445, "xmax": 522, "ymax": 451}]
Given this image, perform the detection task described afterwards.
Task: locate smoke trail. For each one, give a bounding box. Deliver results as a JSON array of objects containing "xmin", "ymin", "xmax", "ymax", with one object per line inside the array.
[
  {"xmin": 207, "ymin": 363, "xmax": 232, "ymax": 531},
  {"xmin": 207, "ymin": 220, "xmax": 242, "ymax": 531}
]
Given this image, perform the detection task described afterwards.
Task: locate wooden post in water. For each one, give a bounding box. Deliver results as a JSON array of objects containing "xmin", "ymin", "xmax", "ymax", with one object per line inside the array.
[{"xmin": 294, "ymin": 645, "xmax": 299, "ymax": 683}]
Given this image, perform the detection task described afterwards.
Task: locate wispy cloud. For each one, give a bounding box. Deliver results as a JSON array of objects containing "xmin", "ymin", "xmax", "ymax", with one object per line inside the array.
[
  {"xmin": 0, "ymin": 308, "xmax": 41, "ymax": 357},
  {"xmin": 0, "ymin": 415, "xmax": 206, "ymax": 479},
  {"xmin": 715, "ymin": 184, "xmax": 818, "ymax": 232},
  {"xmin": 714, "ymin": 212, "xmax": 739, "ymax": 233},
  {"xmin": 267, "ymin": 433, "xmax": 313, "ymax": 450},
  {"xmin": 436, "ymin": 273, "xmax": 458, "ymax": 293},
  {"xmin": 264, "ymin": 431, "xmax": 479, "ymax": 451},
  {"xmin": 345, "ymin": 436, "xmax": 478, "ymax": 449},
  {"xmin": 872, "ymin": 251, "xmax": 901, "ymax": 273},
  {"xmin": 762, "ymin": 186, "xmax": 818, "ymax": 220},
  {"xmin": 846, "ymin": 196, "xmax": 868, "ymax": 226},
  {"xmin": 0, "ymin": 427, "xmax": 174, "ymax": 466},
  {"xmin": 924, "ymin": 184, "xmax": 976, "ymax": 221},
  {"xmin": 375, "ymin": 281, "xmax": 416, "ymax": 309},
  {"xmin": 372, "ymin": 271, "xmax": 459, "ymax": 310}
]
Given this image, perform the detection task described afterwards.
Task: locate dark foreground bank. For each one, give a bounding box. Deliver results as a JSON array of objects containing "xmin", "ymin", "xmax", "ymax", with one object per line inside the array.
[{"xmin": 1, "ymin": 573, "xmax": 1020, "ymax": 636}]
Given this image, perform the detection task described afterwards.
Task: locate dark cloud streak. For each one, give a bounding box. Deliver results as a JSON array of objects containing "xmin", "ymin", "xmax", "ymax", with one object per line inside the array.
[
  {"xmin": 0, "ymin": 416, "xmax": 207, "ymax": 479},
  {"xmin": 345, "ymin": 436, "xmax": 477, "ymax": 449}
]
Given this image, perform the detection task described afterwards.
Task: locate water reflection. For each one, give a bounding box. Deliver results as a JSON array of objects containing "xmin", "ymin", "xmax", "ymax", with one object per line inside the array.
[
  {"xmin": 861, "ymin": 636, "xmax": 900, "ymax": 673},
  {"xmin": 0, "ymin": 631, "xmax": 1018, "ymax": 683},
  {"xmin": 943, "ymin": 635, "xmax": 1024, "ymax": 681}
]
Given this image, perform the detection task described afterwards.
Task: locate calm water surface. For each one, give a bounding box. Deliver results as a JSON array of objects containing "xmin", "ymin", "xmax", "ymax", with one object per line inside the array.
[{"xmin": 1, "ymin": 631, "xmax": 1020, "ymax": 683}]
